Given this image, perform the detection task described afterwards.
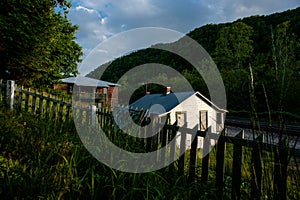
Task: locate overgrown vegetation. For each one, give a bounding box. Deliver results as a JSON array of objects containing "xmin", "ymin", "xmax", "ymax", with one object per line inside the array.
[
  {"xmin": 1, "ymin": 103, "xmax": 299, "ymax": 199},
  {"xmin": 0, "ymin": 105, "xmax": 222, "ymax": 199}
]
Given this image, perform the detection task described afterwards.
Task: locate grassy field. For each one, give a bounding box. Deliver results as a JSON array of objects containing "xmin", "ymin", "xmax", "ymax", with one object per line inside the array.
[
  {"xmin": 0, "ymin": 105, "xmax": 220, "ymax": 200},
  {"xmin": 1, "ymin": 102, "xmax": 299, "ymax": 199}
]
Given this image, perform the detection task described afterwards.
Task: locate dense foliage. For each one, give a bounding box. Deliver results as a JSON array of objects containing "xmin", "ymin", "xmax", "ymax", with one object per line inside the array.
[
  {"xmin": 87, "ymin": 7, "xmax": 300, "ymax": 118},
  {"xmin": 0, "ymin": 0, "xmax": 82, "ymax": 88}
]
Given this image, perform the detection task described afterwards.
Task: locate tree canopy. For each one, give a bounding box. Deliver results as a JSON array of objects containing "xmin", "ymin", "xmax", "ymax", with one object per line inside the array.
[
  {"xmin": 214, "ymin": 22, "xmax": 254, "ymax": 69},
  {"xmin": 0, "ymin": 0, "xmax": 82, "ymax": 88}
]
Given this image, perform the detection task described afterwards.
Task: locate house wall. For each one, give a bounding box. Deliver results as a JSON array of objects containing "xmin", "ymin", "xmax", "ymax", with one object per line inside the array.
[
  {"xmin": 165, "ymin": 94, "xmax": 223, "ymax": 149},
  {"xmin": 54, "ymin": 82, "xmax": 119, "ymax": 108},
  {"xmin": 107, "ymin": 86, "xmax": 118, "ymax": 108},
  {"xmin": 53, "ymin": 83, "xmax": 68, "ymax": 93}
]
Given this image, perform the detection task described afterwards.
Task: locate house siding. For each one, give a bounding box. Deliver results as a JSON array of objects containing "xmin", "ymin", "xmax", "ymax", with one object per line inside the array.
[{"xmin": 164, "ymin": 94, "xmax": 220, "ymax": 149}]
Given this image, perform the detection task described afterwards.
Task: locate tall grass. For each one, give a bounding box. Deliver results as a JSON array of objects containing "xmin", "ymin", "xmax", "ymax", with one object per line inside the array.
[{"xmin": 0, "ymin": 104, "xmax": 221, "ymax": 199}]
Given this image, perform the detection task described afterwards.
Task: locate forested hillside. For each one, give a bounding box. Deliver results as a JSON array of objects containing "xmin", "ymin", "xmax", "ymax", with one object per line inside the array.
[{"xmin": 88, "ymin": 7, "xmax": 300, "ymax": 119}]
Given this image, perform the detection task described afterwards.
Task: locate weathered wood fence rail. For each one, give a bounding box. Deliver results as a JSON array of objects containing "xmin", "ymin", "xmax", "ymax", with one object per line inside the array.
[
  {"xmin": 1, "ymin": 80, "xmax": 300, "ymax": 199},
  {"xmin": 0, "ymin": 80, "xmax": 72, "ymax": 120},
  {"xmin": 94, "ymin": 106, "xmax": 300, "ymax": 200}
]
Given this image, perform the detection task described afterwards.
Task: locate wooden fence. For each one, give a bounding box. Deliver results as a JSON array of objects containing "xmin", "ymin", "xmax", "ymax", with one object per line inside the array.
[
  {"xmin": 0, "ymin": 80, "xmax": 72, "ymax": 121},
  {"xmin": 94, "ymin": 106, "xmax": 300, "ymax": 200},
  {"xmin": 1, "ymin": 80, "xmax": 300, "ymax": 199}
]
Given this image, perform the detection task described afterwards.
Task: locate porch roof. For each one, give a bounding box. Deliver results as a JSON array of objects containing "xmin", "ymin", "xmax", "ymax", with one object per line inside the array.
[{"xmin": 61, "ymin": 76, "xmax": 119, "ymax": 88}]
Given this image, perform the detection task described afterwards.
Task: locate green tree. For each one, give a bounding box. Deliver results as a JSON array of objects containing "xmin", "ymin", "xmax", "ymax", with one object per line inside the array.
[
  {"xmin": 0, "ymin": 0, "xmax": 82, "ymax": 88},
  {"xmin": 267, "ymin": 21, "xmax": 299, "ymax": 114},
  {"xmin": 214, "ymin": 22, "xmax": 254, "ymax": 69}
]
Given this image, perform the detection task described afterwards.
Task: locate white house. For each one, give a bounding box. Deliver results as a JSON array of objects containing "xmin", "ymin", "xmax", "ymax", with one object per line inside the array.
[{"xmin": 130, "ymin": 88, "xmax": 227, "ymax": 149}]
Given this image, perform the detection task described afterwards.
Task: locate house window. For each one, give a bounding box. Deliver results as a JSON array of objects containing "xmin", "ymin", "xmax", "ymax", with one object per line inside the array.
[
  {"xmin": 216, "ymin": 112, "xmax": 222, "ymax": 124},
  {"xmin": 68, "ymin": 85, "xmax": 73, "ymax": 94},
  {"xmin": 159, "ymin": 115, "xmax": 169, "ymax": 125},
  {"xmin": 176, "ymin": 112, "xmax": 186, "ymax": 127},
  {"xmin": 199, "ymin": 110, "xmax": 208, "ymax": 131},
  {"xmin": 216, "ymin": 112, "xmax": 223, "ymax": 132}
]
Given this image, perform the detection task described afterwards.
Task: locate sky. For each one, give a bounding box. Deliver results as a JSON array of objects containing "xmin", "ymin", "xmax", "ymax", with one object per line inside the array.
[{"xmin": 67, "ymin": 0, "xmax": 300, "ymax": 74}]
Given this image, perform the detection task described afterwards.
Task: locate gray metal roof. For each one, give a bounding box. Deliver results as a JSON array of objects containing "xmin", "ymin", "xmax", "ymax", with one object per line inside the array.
[
  {"xmin": 130, "ymin": 91, "xmax": 227, "ymax": 116},
  {"xmin": 130, "ymin": 92, "xmax": 194, "ymax": 115},
  {"xmin": 61, "ymin": 76, "xmax": 119, "ymax": 87}
]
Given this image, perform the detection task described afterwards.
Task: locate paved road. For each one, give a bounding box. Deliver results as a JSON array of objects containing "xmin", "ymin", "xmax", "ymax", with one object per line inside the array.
[
  {"xmin": 225, "ymin": 118, "xmax": 300, "ymax": 136},
  {"xmin": 225, "ymin": 118, "xmax": 300, "ymax": 149}
]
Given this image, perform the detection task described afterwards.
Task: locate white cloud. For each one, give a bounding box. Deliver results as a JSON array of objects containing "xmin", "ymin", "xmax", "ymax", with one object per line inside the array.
[
  {"xmin": 69, "ymin": 5, "xmax": 112, "ymax": 57},
  {"xmin": 75, "ymin": 5, "xmax": 97, "ymax": 14}
]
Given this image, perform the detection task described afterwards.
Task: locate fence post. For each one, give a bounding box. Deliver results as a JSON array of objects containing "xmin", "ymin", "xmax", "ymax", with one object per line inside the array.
[
  {"xmin": 168, "ymin": 125, "xmax": 177, "ymax": 173},
  {"xmin": 178, "ymin": 125, "xmax": 187, "ymax": 176},
  {"xmin": 32, "ymin": 90, "xmax": 37, "ymax": 114},
  {"xmin": 59, "ymin": 98, "xmax": 64, "ymax": 121},
  {"xmin": 46, "ymin": 94, "xmax": 51, "ymax": 117},
  {"xmin": 188, "ymin": 125, "xmax": 199, "ymax": 183},
  {"xmin": 39, "ymin": 93, "xmax": 44, "ymax": 114},
  {"xmin": 91, "ymin": 105, "xmax": 97, "ymax": 126},
  {"xmin": 0, "ymin": 79, "xmax": 3, "ymax": 101},
  {"xmin": 273, "ymin": 139, "xmax": 288, "ymax": 200},
  {"xmin": 6, "ymin": 80, "xmax": 15, "ymax": 110},
  {"xmin": 52, "ymin": 96, "xmax": 58, "ymax": 119},
  {"xmin": 160, "ymin": 126, "xmax": 168, "ymax": 168},
  {"xmin": 231, "ymin": 130, "xmax": 244, "ymax": 200},
  {"xmin": 18, "ymin": 86, "xmax": 23, "ymax": 110},
  {"xmin": 202, "ymin": 126, "xmax": 211, "ymax": 183},
  {"xmin": 216, "ymin": 128, "xmax": 226, "ymax": 198},
  {"xmin": 66, "ymin": 100, "xmax": 71, "ymax": 121},
  {"xmin": 25, "ymin": 89, "xmax": 30, "ymax": 111}
]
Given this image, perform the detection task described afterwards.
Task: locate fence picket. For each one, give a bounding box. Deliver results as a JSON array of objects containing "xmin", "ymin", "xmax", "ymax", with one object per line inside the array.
[
  {"xmin": 32, "ymin": 91, "xmax": 37, "ymax": 113},
  {"xmin": 25, "ymin": 90, "xmax": 30, "ymax": 112},
  {"xmin": 59, "ymin": 99, "xmax": 64, "ymax": 121},
  {"xmin": 178, "ymin": 126, "xmax": 187, "ymax": 176},
  {"xmin": 18, "ymin": 88, "xmax": 23, "ymax": 110},
  {"xmin": 66, "ymin": 100, "xmax": 71, "ymax": 121},
  {"xmin": 231, "ymin": 130, "xmax": 244, "ymax": 200},
  {"xmin": 39, "ymin": 93, "xmax": 44, "ymax": 114},
  {"xmin": 52, "ymin": 96, "xmax": 58, "ymax": 119},
  {"xmin": 202, "ymin": 126, "xmax": 212, "ymax": 183},
  {"xmin": 188, "ymin": 125, "xmax": 199, "ymax": 183},
  {"xmin": 0, "ymin": 79, "xmax": 2, "ymax": 101},
  {"xmin": 6, "ymin": 80, "xmax": 15, "ymax": 110},
  {"xmin": 160, "ymin": 126, "xmax": 167, "ymax": 167},
  {"xmin": 273, "ymin": 140, "xmax": 288, "ymax": 200},
  {"xmin": 168, "ymin": 125, "xmax": 177, "ymax": 173},
  {"xmin": 46, "ymin": 94, "xmax": 51, "ymax": 117},
  {"xmin": 216, "ymin": 129, "xmax": 226, "ymax": 198}
]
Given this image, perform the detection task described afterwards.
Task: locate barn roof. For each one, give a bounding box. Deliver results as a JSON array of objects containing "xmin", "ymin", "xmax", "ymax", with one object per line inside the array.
[
  {"xmin": 61, "ymin": 76, "xmax": 119, "ymax": 87},
  {"xmin": 130, "ymin": 91, "xmax": 227, "ymax": 116}
]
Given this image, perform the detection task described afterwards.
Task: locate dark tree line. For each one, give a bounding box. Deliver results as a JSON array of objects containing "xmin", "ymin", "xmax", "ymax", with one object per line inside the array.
[
  {"xmin": 88, "ymin": 7, "xmax": 300, "ymax": 119},
  {"xmin": 0, "ymin": 0, "xmax": 82, "ymax": 88}
]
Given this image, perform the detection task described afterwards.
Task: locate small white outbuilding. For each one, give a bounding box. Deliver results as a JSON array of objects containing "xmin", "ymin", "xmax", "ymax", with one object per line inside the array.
[{"xmin": 130, "ymin": 89, "xmax": 227, "ymax": 149}]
